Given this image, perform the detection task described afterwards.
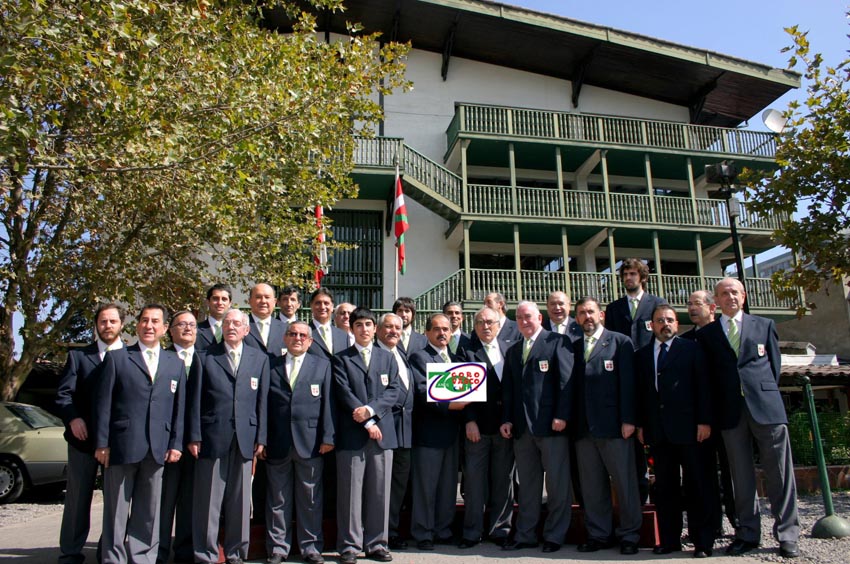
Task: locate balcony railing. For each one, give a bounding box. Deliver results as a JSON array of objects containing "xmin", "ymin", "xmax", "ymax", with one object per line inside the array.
[{"xmin": 449, "ymin": 103, "xmax": 778, "ymax": 158}]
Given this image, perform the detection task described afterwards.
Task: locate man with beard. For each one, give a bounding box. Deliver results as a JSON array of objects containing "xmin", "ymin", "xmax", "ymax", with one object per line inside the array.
[{"xmin": 392, "ymin": 297, "xmax": 428, "ymax": 356}]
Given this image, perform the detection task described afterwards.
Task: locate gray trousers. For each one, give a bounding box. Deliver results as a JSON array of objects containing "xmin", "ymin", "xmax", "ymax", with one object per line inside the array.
[
  {"xmin": 265, "ymin": 451, "xmax": 325, "ymax": 558},
  {"xmin": 193, "ymin": 440, "xmax": 252, "ymax": 563},
  {"xmin": 574, "ymin": 436, "xmax": 642, "ymax": 544},
  {"xmin": 722, "ymin": 406, "xmax": 800, "ymax": 543},
  {"xmin": 410, "ymin": 443, "xmax": 459, "ymax": 542},
  {"xmin": 336, "ymin": 442, "xmax": 393, "ymax": 555},
  {"xmin": 157, "ymin": 455, "xmax": 194, "ymax": 564},
  {"xmin": 59, "ymin": 444, "xmax": 101, "ymax": 564},
  {"xmin": 388, "ymin": 448, "xmax": 411, "ymax": 539},
  {"xmin": 101, "ymin": 453, "xmax": 164, "ymax": 564},
  {"xmin": 462, "ymin": 433, "xmax": 514, "ymax": 541},
  {"xmin": 512, "ymin": 433, "xmax": 572, "ymax": 544}
]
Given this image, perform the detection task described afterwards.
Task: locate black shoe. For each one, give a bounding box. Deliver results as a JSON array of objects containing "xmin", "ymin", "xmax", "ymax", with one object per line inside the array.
[
  {"xmin": 653, "ymin": 545, "xmax": 681, "ymax": 555},
  {"xmin": 694, "ymin": 548, "xmax": 713, "ymax": 558},
  {"xmin": 779, "ymin": 541, "xmax": 799, "ymax": 558},
  {"xmin": 388, "ymin": 537, "xmax": 407, "ymax": 551},
  {"xmin": 227, "ymin": 559, "xmax": 244, "ymax": 564},
  {"xmin": 434, "ymin": 536, "xmax": 454, "ymax": 545},
  {"xmin": 366, "ymin": 549, "xmax": 392, "ymax": 562},
  {"xmin": 267, "ymin": 555, "xmax": 286, "ymax": 564},
  {"xmin": 488, "ymin": 536, "xmax": 508, "ymax": 547},
  {"xmin": 577, "ymin": 539, "xmax": 610, "ymax": 553},
  {"xmin": 457, "ymin": 538, "xmax": 480, "ymax": 549},
  {"xmin": 725, "ymin": 539, "xmax": 759, "ymax": 556},
  {"xmin": 620, "ymin": 541, "xmax": 639, "ymax": 555},
  {"xmin": 303, "ymin": 554, "xmax": 324, "ymax": 564},
  {"xmin": 542, "ymin": 541, "xmax": 561, "ymax": 553},
  {"xmin": 502, "ymin": 540, "xmax": 539, "ymax": 551},
  {"xmin": 416, "ymin": 540, "xmax": 434, "ymax": 551},
  {"xmin": 340, "ymin": 552, "xmax": 358, "ymax": 564}
]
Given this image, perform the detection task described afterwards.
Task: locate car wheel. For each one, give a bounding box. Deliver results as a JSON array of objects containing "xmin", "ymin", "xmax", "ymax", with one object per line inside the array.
[{"xmin": 0, "ymin": 458, "xmax": 25, "ymax": 504}]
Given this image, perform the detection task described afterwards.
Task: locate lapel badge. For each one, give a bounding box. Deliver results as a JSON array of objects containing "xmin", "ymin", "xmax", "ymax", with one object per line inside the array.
[
  {"xmin": 381, "ymin": 373, "xmax": 389, "ymax": 386},
  {"xmin": 757, "ymin": 344, "xmax": 766, "ymax": 357},
  {"xmin": 604, "ymin": 360, "xmax": 615, "ymax": 371},
  {"xmin": 310, "ymin": 384, "xmax": 320, "ymax": 397},
  {"xmin": 644, "ymin": 320, "xmax": 652, "ymax": 331},
  {"xmin": 538, "ymin": 360, "xmax": 549, "ymax": 372},
  {"xmin": 170, "ymin": 380, "xmax": 177, "ymax": 393},
  {"xmin": 250, "ymin": 377, "xmax": 259, "ymax": 391}
]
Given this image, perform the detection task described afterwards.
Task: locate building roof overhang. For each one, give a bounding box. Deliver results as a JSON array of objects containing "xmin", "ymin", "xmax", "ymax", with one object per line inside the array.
[{"xmin": 264, "ymin": 0, "xmax": 800, "ymax": 128}]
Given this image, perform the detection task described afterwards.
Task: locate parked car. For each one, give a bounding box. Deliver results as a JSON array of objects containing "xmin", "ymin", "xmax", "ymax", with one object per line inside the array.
[{"xmin": 0, "ymin": 401, "xmax": 68, "ymax": 503}]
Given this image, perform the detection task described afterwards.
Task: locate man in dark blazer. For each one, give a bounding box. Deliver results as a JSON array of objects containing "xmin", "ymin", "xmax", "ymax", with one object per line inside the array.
[
  {"xmin": 484, "ymin": 292, "xmax": 522, "ymax": 346},
  {"xmin": 443, "ymin": 300, "xmax": 471, "ymax": 355},
  {"xmin": 94, "ymin": 304, "xmax": 186, "ymax": 564},
  {"xmin": 57, "ymin": 303, "xmax": 124, "ymax": 564},
  {"xmin": 263, "ymin": 321, "xmax": 335, "ymax": 564},
  {"xmin": 458, "ymin": 307, "xmax": 514, "ymax": 549},
  {"xmin": 409, "ymin": 313, "xmax": 467, "ymax": 550},
  {"xmin": 188, "ymin": 308, "xmax": 270, "ymax": 564},
  {"xmin": 375, "ymin": 313, "xmax": 415, "ymax": 551},
  {"xmin": 333, "ymin": 308, "xmax": 400, "ymax": 564},
  {"xmin": 158, "ymin": 311, "xmax": 201, "ymax": 564},
  {"xmin": 196, "ymin": 284, "xmax": 232, "ymax": 352},
  {"xmin": 546, "ymin": 290, "xmax": 583, "ymax": 343},
  {"xmin": 244, "ymin": 282, "xmax": 286, "ymax": 358},
  {"xmin": 572, "ymin": 297, "xmax": 642, "ymax": 555},
  {"xmin": 334, "ymin": 302, "xmax": 357, "ymax": 347},
  {"xmin": 636, "ymin": 304, "xmax": 716, "ymax": 558},
  {"xmin": 499, "ymin": 301, "xmax": 573, "ymax": 554},
  {"xmin": 276, "ymin": 284, "xmax": 302, "ymax": 331},
  {"xmin": 696, "ymin": 278, "xmax": 800, "ymax": 559},
  {"xmin": 308, "ymin": 288, "xmax": 349, "ymax": 359},
  {"xmin": 392, "ymin": 297, "xmax": 428, "ymax": 355}
]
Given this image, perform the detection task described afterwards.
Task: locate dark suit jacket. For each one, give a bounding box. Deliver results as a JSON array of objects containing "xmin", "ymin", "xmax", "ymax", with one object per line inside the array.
[
  {"xmin": 56, "ymin": 343, "xmax": 107, "ymax": 453},
  {"xmin": 266, "ymin": 352, "xmax": 335, "ymax": 460},
  {"xmin": 636, "ymin": 337, "xmax": 711, "ymax": 445},
  {"xmin": 379, "ymin": 344, "xmax": 414, "ymax": 449},
  {"xmin": 696, "ymin": 314, "xmax": 785, "ymax": 429},
  {"xmin": 450, "ymin": 332, "xmax": 472, "ymax": 357},
  {"xmin": 333, "ymin": 345, "xmax": 400, "ymax": 450},
  {"xmin": 190, "ymin": 342, "xmax": 269, "ymax": 460},
  {"xmin": 464, "ymin": 341, "xmax": 506, "ymax": 436},
  {"xmin": 605, "ymin": 293, "xmax": 667, "ymax": 351},
  {"xmin": 94, "ymin": 344, "xmax": 186, "ymax": 465},
  {"xmin": 572, "ymin": 329, "xmax": 636, "ymax": 439},
  {"xmin": 195, "ymin": 319, "xmax": 217, "ymax": 352},
  {"xmin": 409, "ymin": 345, "xmax": 463, "ymax": 448},
  {"xmin": 244, "ymin": 316, "xmax": 286, "ymax": 358},
  {"xmin": 167, "ymin": 346, "xmax": 203, "ymax": 446},
  {"xmin": 308, "ymin": 322, "xmax": 349, "ymax": 359},
  {"xmin": 398, "ymin": 330, "xmax": 428, "ymax": 356},
  {"xmin": 546, "ymin": 317, "xmax": 584, "ymax": 343},
  {"xmin": 502, "ymin": 329, "xmax": 573, "ymax": 439}
]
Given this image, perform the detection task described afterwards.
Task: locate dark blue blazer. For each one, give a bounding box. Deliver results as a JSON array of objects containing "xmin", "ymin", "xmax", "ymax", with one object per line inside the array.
[
  {"xmin": 56, "ymin": 343, "xmax": 106, "ymax": 453},
  {"xmin": 463, "ymin": 341, "xmax": 506, "ymax": 436},
  {"xmin": 546, "ymin": 317, "xmax": 584, "ymax": 343},
  {"xmin": 409, "ymin": 345, "xmax": 463, "ymax": 448},
  {"xmin": 195, "ymin": 319, "xmax": 217, "ymax": 352},
  {"xmin": 333, "ymin": 345, "xmax": 400, "ymax": 450},
  {"xmin": 696, "ymin": 314, "xmax": 785, "ymax": 428},
  {"xmin": 308, "ymin": 322, "xmax": 349, "ymax": 359},
  {"xmin": 636, "ymin": 337, "xmax": 711, "ymax": 445},
  {"xmin": 398, "ymin": 330, "xmax": 428, "ymax": 356},
  {"xmin": 380, "ymin": 345, "xmax": 414, "ymax": 449},
  {"xmin": 190, "ymin": 342, "xmax": 269, "ymax": 460},
  {"xmin": 94, "ymin": 344, "xmax": 186, "ymax": 465},
  {"xmin": 266, "ymin": 352, "xmax": 335, "ymax": 460},
  {"xmin": 502, "ymin": 329, "xmax": 574, "ymax": 438},
  {"xmin": 605, "ymin": 293, "xmax": 667, "ymax": 351},
  {"xmin": 572, "ymin": 329, "xmax": 636, "ymax": 439},
  {"xmin": 244, "ymin": 316, "xmax": 286, "ymax": 358},
  {"xmin": 167, "ymin": 346, "xmax": 203, "ymax": 446}
]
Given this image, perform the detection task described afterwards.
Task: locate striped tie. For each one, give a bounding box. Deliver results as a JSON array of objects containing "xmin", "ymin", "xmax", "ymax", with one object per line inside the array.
[
  {"xmin": 584, "ymin": 336, "xmax": 596, "ymax": 361},
  {"xmin": 727, "ymin": 319, "xmax": 740, "ymax": 357},
  {"xmin": 522, "ymin": 338, "xmax": 533, "ymax": 364}
]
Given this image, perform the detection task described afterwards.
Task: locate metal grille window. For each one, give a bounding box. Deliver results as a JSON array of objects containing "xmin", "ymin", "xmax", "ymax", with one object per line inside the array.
[{"xmin": 324, "ymin": 210, "xmax": 383, "ymax": 309}]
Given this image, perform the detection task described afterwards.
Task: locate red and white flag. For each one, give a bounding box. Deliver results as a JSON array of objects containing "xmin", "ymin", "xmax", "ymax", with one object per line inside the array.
[
  {"xmin": 393, "ymin": 167, "xmax": 409, "ymax": 274},
  {"xmin": 314, "ymin": 205, "xmax": 328, "ymax": 286}
]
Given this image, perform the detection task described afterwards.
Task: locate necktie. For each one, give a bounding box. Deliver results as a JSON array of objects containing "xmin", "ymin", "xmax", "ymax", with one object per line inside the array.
[
  {"xmin": 361, "ymin": 348, "xmax": 371, "ymax": 369},
  {"xmin": 213, "ymin": 323, "xmax": 222, "ymax": 343},
  {"xmin": 320, "ymin": 325, "xmax": 331, "ymax": 350},
  {"xmin": 289, "ymin": 355, "xmax": 301, "ymax": 387},
  {"xmin": 229, "ymin": 349, "xmax": 239, "ymax": 373},
  {"xmin": 728, "ymin": 318, "xmax": 740, "ymax": 357},
  {"xmin": 584, "ymin": 336, "xmax": 596, "ymax": 361},
  {"xmin": 259, "ymin": 319, "xmax": 269, "ymax": 347},
  {"xmin": 440, "ymin": 351, "xmax": 450, "ymax": 363},
  {"xmin": 558, "ymin": 323, "xmax": 566, "ymax": 335},
  {"xmin": 522, "ymin": 338, "xmax": 533, "ymax": 364},
  {"xmin": 402, "ymin": 331, "xmax": 410, "ymax": 351},
  {"xmin": 449, "ymin": 334, "xmax": 458, "ymax": 354},
  {"xmin": 145, "ymin": 349, "xmax": 157, "ymax": 381},
  {"xmin": 178, "ymin": 350, "xmax": 190, "ymax": 376},
  {"xmin": 657, "ymin": 342, "xmax": 668, "ymax": 371},
  {"xmin": 630, "ymin": 298, "xmax": 639, "ymax": 319}
]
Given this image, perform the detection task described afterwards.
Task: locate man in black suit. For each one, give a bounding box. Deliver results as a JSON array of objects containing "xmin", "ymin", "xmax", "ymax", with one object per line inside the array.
[
  {"xmin": 158, "ymin": 311, "xmax": 201, "ymax": 564},
  {"xmin": 263, "ymin": 321, "xmax": 335, "ymax": 564},
  {"xmin": 546, "ymin": 290, "xmax": 582, "ymax": 343},
  {"xmin": 375, "ymin": 313, "xmax": 415, "ymax": 551},
  {"xmin": 696, "ymin": 278, "xmax": 800, "ymax": 559},
  {"xmin": 572, "ymin": 297, "xmax": 642, "ymax": 556},
  {"xmin": 458, "ymin": 307, "xmax": 514, "ymax": 549},
  {"xmin": 276, "ymin": 284, "xmax": 302, "ymax": 331},
  {"xmin": 94, "ymin": 304, "xmax": 186, "ymax": 564},
  {"xmin": 196, "ymin": 284, "xmax": 232, "ymax": 352},
  {"xmin": 57, "ymin": 303, "xmax": 124, "ymax": 564},
  {"xmin": 499, "ymin": 301, "xmax": 573, "ymax": 554},
  {"xmin": 442, "ymin": 300, "xmax": 471, "ymax": 355},
  {"xmin": 409, "ymin": 313, "xmax": 468, "ymax": 550},
  {"xmin": 188, "ymin": 308, "xmax": 269, "ymax": 564},
  {"xmin": 636, "ymin": 304, "xmax": 716, "ymax": 558},
  {"xmin": 335, "ymin": 302, "xmax": 357, "ymax": 347},
  {"xmin": 244, "ymin": 283, "xmax": 286, "ymax": 358},
  {"xmin": 333, "ymin": 308, "xmax": 400, "ymax": 564},
  {"xmin": 484, "ymin": 292, "xmax": 521, "ymax": 345},
  {"xmin": 392, "ymin": 297, "xmax": 428, "ymax": 356},
  {"xmin": 308, "ymin": 288, "xmax": 349, "ymax": 359}
]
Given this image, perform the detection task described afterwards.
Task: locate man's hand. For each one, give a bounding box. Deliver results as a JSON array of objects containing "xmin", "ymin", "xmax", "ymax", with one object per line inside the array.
[
  {"xmin": 319, "ymin": 443, "xmax": 334, "ymax": 455},
  {"xmin": 499, "ymin": 422, "xmax": 513, "ymax": 439},
  {"xmin": 448, "ymin": 401, "xmax": 469, "ymax": 411},
  {"xmin": 621, "ymin": 423, "xmax": 635, "ymax": 439},
  {"xmin": 165, "ymin": 449, "xmax": 182, "ymax": 464},
  {"xmin": 187, "ymin": 442, "xmax": 201, "ymax": 459},
  {"xmin": 95, "ymin": 447, "xmax": 110, "ymax": 468},
  {"xmin": 637, "ymin": 428, "xmax": 645, "ymax": 445},
  {"xmin": 466, "ymin": 421, "xmax": 481, "ymax": 443},
  {"xmin": 367, "ymin": 426, "xmax": 383, "ymax": 441},
  {"xmin": 551, "ymin": 418, "xmax": 566, "ymax": 432},
  {"xmin": 696, "ymin": 424, "xmax": 711, "ymax": 443},
  {"xmin": 69, "ymin": 418, "xmax": 88, "ymax": 441},
  {"xmin": 353, "ymin": 406, "xmax": 371, "ymax": 423},
  {"xmin": 254, "ymin": 444, "xmax": 265, "ymax": 459}
]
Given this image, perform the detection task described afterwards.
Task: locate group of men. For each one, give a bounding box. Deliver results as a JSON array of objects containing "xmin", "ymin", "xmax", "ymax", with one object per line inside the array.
[{"xmin": 55, "ymin": 257, "xmax": 801, "ymax": 564}]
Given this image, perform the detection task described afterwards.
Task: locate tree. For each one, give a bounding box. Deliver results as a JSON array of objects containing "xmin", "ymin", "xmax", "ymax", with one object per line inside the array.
[
  {"xmin": 742, "ymin": 17, "xmax": 850, "ymax": 314},
  {"xmin": 0, "ymin": 0, "xmax": 409, "ymax": 399}
]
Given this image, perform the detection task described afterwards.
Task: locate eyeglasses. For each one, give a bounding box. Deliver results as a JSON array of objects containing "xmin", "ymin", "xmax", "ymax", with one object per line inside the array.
[
  {"xmin": 286, "ymin": 332, "xmax": 312, "ymax": 340},
  {"xmin": 173, "ymin": 322, "xmax": 197, "ymax": 329}
]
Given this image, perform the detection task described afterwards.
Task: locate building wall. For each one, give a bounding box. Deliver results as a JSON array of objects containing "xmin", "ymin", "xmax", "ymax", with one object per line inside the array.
[{"xmin": 778, "ymin": 279, "xmax": 850, "ymax": 360}]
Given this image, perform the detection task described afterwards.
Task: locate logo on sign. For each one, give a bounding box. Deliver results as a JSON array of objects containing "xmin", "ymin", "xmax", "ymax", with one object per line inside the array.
[{"xmin": 427, "ymin": 362, "xmax": 487, "ymax": 402}]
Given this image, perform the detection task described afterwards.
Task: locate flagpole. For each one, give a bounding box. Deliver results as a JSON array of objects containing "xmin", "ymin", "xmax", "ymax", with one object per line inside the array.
[{"xmin": 393, "ymin": 158, "xmax": 400, "ymax": 302}]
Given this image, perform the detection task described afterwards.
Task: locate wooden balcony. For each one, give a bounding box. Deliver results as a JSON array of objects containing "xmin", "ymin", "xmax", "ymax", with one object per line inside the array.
[{"xmin": 448, "ymin": 103, "xmax": 778, "ymax": 159}]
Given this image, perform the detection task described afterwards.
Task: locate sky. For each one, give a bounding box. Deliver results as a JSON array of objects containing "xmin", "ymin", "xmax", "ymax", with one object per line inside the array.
[{"xmin": 505, "ymin": 0, "xmax": 849, "ymax": 129}]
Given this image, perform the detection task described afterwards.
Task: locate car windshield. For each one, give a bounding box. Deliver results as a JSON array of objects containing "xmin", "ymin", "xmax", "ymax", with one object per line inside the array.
[{"xmin": 6, "ymin": 404, "xmax": 63, "ymax": 429}]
